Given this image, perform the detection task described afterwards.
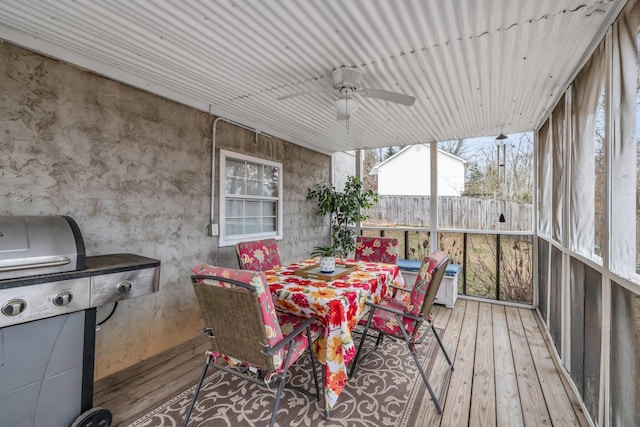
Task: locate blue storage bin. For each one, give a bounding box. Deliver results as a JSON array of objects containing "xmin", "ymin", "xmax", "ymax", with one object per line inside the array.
[
  {"xmin": 445, "ymin": 264, "xmax": 461, "ymax": 277},
  {"xmin": 397, "ymin": 259, "xmax": 421, "ymax": 272},
  {"xmin": 399, "ymin": 259, "xmax": 460, "ymax": 276}
]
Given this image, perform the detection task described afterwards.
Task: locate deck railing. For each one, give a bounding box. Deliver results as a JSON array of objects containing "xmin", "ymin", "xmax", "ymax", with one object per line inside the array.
[{"xmin": 361, "ymin": 226, "xmax": 534, "ymax": 305}]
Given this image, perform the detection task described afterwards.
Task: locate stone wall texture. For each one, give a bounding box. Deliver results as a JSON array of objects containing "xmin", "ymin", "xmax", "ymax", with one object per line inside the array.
[{"xmin": 0, "ymin": 42, "xmax": 331, "ymax": 379}]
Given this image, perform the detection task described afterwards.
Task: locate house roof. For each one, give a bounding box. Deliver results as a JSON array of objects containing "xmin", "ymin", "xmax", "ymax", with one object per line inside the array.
[
  {"xmin": 0, "ymin": 1, "xmax": 626, "ymax": 154},
  {"xmin": 370, "ymin": 144, "xmax": 467, "ymax": 175}
]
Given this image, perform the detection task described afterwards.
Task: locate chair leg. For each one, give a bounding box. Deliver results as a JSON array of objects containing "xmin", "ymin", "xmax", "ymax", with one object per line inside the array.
[
  {"xmin": 322, "ymin": 364, "xmax": 330, "ymax": 420},
  {"xmin": 373, "ymin": 331, "xmax": 384, "ymax": 350},
  {"xmin": 349, "ymin": 310, "xmax": 374, "ymax": 378},
  {"xmin": 306, "ymin": 326, "xmax": 321, "ymax": 401},
  {"xmin": 432, "ymin": 323, "xmax": 454, "ymax": 369},
  {"xmin": 182, "ymin": 353, "xmax": 212, "ymax": 427},
  {"xmin": 398, "ymin": 318, "xmax": 451, "ymax": 415},
  {"xmin": 268, "ymin": 343, "xmax": 296, "ymax": 427}
]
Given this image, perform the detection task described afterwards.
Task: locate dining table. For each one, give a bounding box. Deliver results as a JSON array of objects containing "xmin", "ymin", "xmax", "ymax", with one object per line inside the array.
[{"xmin": 264, "ymin": 257, "xmax": 405, "ymax": 414}]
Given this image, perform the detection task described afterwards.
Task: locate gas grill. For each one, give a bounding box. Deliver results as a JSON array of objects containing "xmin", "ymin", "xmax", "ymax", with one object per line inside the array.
[{"xmin": 0, "ymin": 215, "xmax": 160, "ymax": 427}]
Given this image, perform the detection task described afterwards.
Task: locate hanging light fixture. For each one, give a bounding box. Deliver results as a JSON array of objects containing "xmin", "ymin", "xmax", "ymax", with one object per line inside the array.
[
  {"xmin": 335, "ymin": 96, "xmax": 358, "ymax": 116},
  {"xmin": 335, "ymin": 89, "xmax": 358, "ymax": 131}
]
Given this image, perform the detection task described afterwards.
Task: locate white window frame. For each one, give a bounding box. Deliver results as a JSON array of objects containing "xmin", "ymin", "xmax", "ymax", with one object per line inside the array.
[{"xmin": 219, "ymin": 150, "xmax": 283, "ymax": 247}]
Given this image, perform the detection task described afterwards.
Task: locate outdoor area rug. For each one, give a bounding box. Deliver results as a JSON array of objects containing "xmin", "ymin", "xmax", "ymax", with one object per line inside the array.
[{"xmin": 126, "ymin": 327, "xmax": 444, "ymax": 427}]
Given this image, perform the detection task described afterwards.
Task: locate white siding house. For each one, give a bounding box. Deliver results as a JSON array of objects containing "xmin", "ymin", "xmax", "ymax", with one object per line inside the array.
[{"xmin": 372, "ymin": 145, "xmax": 467, "ymax": 196}]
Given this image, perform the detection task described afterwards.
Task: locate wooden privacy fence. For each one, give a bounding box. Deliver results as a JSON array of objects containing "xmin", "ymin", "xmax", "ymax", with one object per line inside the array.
[{"xmin": 364, "ymin": 195, "xmax": 533, "ymax": 231}]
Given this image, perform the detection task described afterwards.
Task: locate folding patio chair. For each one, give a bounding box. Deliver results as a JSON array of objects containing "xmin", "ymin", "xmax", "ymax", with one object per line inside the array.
[
  {"xmin": 349, "ymin": 251, "xmax": 454, "ymax": 414},
  {"xmin": 236, "ymin": 238, "xmax": 282, "ymax": 270},
  {"xmin": 354, "ymin": 236, "xmax": 400, "ymax": 264},
  {"xmin": 184, "ymin": 264, "xmax": 323, "ymax": 427}
]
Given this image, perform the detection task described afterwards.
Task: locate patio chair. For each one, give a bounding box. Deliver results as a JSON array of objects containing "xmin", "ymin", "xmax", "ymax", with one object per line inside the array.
[
  {"xmin": 184, "ymin": 264, "xmax": 323, "ymax": 427},
  {"xmin": 349, "ymin": 251, "xmax": 454, "ymax": 414},
  {"xmin": 236, "ymin": 238, "xmax": 282, "ymax": 271},
  {"xmin": 354, "ymin": 236, "xmax": 400, "ymax": 264}
]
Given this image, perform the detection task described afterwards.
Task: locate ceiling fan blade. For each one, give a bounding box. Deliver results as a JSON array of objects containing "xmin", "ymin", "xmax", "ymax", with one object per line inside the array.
[
  {"xmin": 361, "ymin": 88, "xmax": 416, "ymax": 106},
  {"xmin": 277, "ymin": 88, "xmax": 334, "ymax": 101}
]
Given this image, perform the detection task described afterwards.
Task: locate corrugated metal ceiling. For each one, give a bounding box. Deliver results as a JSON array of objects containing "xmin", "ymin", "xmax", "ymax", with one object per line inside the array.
[{"xmin": 0, "ymin": 0, "xmax": 626, "ymax": 153}]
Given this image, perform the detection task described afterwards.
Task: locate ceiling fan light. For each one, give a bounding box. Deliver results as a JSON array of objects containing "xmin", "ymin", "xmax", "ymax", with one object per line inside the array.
[{"xmin": 335, "ymin": 97, "xmax": 358, "ymax": 115}]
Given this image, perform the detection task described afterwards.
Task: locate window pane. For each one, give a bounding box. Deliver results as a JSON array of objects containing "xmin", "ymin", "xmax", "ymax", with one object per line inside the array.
[
  {"xmin": 226, "ymin": 177, "xmax": 245, "ymax": 195},
  {"xmin": 246, "ymin": 162, "xmax": 261, "ymax": 180},
  {"xmin": 244, "ymin": 218, "xmax": 261, "ymax": 234},
  {"xmin": 262, "ymin": 217, "xmax": 276, "ymax": 232},
  {"xmin": 245, "ymin": 200, "xmax": 261, "ymax": 217},
  {"xmin": 226, "ymin": 159, "xmax": 245, "ymax": 178},
  {"xmin": 226, "ymin": 199, "xmax": 243, "ymax": 217},
  {"xmin": 264, "ymin": 166, "xmax": 279, "ymax": 197},
  {"xmin": 246, "ymin": 179, "xmax": 262, "ymax": 196},
  {"xmin": 263, "ymin": 201, "xmax": 277, "ymax": 216},
  {"xmin": 227, "ymin": 219, "xmax": 243, "ymax": 236}
]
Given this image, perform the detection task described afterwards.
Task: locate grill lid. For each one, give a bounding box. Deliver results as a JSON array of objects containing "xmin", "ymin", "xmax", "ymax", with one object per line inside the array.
[{"xmin": 0, "ymin": 216, "xmax": 86, "ymax": 281}]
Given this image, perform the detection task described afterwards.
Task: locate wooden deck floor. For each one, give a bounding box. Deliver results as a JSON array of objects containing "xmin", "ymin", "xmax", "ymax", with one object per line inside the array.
[{"xmin": 94, "ymin": 300, "xmax": 589, "ymax": 426}]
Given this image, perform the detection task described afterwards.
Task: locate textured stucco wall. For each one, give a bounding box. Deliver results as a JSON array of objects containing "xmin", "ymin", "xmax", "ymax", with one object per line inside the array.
[
  {"xmin": 0, "ymin": 42, "xmax": 330, "ymax": 379},
  {"xmin": 333, "ymin": 151, "xmax": 355, "ymax": 190}
]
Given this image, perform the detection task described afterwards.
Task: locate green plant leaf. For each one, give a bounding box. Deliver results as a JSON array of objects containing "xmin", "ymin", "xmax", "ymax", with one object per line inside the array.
[{"xmin": 307, "ymin": 176, "xmax": 378, "ymax": 257}]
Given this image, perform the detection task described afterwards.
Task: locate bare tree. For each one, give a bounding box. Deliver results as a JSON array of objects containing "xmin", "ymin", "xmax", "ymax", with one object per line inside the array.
[{"xmin": 438, "ymin": 138, "xmax": 467, "ymax": 158}]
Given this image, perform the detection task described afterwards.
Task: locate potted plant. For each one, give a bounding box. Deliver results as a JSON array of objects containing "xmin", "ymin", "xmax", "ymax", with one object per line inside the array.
[
  {"xmin": 310, "ymin": 245, "xmax": 340, "ymax": 273},
  {"xmin": 307, "ymin": 176, "xmax": 378, "ymax": 258}
]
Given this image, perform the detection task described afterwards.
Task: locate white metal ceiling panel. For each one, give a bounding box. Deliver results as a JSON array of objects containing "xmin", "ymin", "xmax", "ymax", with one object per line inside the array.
[{"xmin": 0, "ymin": 0, "xmax": 626, "ymax": 153}]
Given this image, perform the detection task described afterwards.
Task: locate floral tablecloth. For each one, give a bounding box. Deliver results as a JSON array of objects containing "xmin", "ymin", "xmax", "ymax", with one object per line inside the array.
[{"xmin": 265, "ymin": 258, "xmax": 404, "ymax": 412}]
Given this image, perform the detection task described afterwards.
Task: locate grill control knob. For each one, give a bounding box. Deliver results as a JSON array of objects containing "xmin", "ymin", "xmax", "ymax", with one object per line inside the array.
[
  {"xmin": 116, "ymin": 281, "xmax": 132, "ymax": 295},
  {"xmin": 53, "ymin": 292, "xmax": 73, "ymax": 306},
  {"xmin": 2, "ymin": 299, "xmax": 27, "ymax": 316}
]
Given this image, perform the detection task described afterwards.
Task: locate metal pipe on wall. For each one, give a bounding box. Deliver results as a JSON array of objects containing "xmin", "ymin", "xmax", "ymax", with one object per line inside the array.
[{"xmin": 208, "ymin": 112, "xmax": 271, "ymax": 237}]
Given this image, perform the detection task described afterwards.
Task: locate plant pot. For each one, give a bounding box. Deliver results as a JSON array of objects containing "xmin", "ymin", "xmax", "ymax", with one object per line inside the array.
[{"xmin": 319, "ymin": 256, "xmax": 336, "ymax": 273}]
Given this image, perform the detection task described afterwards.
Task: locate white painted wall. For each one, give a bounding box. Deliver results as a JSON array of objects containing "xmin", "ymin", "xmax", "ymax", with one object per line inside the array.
[{"xmin": 376, "ymin": 145, "xmax": 466, "ymax": 196}]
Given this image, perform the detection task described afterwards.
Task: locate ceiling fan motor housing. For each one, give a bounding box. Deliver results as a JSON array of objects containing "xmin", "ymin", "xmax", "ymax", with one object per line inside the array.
[{"xmin": 332, "ymin": 67, "xmax": 362, "ymax": 91}]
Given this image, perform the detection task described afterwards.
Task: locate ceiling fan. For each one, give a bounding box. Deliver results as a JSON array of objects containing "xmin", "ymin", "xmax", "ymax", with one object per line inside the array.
[{"xmin": 278, "ymin": 67, "xmax": 416, "ymax": 121}]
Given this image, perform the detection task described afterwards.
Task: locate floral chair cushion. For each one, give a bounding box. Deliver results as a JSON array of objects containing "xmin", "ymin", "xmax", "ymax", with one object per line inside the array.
[
  {"xmin": 369, "ymin": 297, "xmax": 420, "ymax": 337},
  {"xmin": 354, "ymin": 236, "xmax": 400, "ymax": 264},
  {"xmin": 277, "ymin": 312, "xmax": 324, "ymax": 368},
  {"xmin": 406, "ymin": 251, "xmax": 447, "ymax": 317},
  {"xmin": 236, "ymin": 239, "xmax": 282, "ymax": 271},
  {"xmin": 192, "ymin": 264, "xmax": 293, "ymax": 371},
  {"xmin": 365, "ymin": 251, "xmax": 447, "ymax": 341}
]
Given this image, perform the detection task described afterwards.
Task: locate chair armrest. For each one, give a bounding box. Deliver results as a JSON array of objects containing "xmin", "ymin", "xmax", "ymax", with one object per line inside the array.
[
  {"xmin": 389, "ymin": 284, "xmax": 410, "ymax": 293},
  {"xmin": 364, "ymin": 301, "xmax": 423, "ymax": 323},
  {"xmin": 267, "ymin": 316, "xmax": 317, "ymax": 355}
]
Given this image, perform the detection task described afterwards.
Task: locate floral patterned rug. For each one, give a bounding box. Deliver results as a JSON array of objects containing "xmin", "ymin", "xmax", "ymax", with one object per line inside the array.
[{"xmin": 126, "ymin": 328, "xmax": 443, "ymax": 427}]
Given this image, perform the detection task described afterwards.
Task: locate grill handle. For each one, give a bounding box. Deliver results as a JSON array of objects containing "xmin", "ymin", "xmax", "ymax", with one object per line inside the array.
[{"xmin": 0, "ymin": 257, "xmax": 71, "ymax": 273}]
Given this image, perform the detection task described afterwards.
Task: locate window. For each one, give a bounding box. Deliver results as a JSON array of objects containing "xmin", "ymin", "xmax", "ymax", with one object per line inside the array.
[{"xmin": 219, "ymin": 150, "xmax": 282, "ymax": 246}]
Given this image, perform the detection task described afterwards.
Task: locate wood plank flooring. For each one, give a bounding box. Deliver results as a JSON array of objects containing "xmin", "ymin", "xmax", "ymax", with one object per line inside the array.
[{"xmin": 94, "ymin": 300, "xmax": 589, "ymax": 426}]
